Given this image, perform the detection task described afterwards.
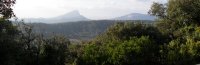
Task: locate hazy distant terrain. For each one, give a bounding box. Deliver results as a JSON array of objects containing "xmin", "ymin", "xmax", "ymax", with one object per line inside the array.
[
  {"xmin": 23, "ymin": 11, "xmax": 155, "ymax": 40},
  {"xmin": 31, "ymin": 20, "xmax": 153, "ymax": 40},
  {"xmin": 112, "ymin": 13, "xmax": 156, "ymax": 20},
  {"xmin": 22, "ymin": 11, "xmax": 155, "ymax": 23},
  {"xmin": 23, "ymin": 11, "xmax": 90, "ymax": 23}
]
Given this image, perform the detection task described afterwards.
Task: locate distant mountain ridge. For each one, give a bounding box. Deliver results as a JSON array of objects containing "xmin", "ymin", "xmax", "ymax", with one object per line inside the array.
[
  {"xmin": 22, "ymin": 11, "xmax": 156, "ymax": 23},
  {"xmin": 23, "ymin": 10, "xmax": 89, "ymax": 23},
  {"xmin": 47, "ymin": 10, "xmax": 89, "ymax": 23},
  {"xmin": 112, "ymin": 13, "xmax": 156, "ymax": 21}
]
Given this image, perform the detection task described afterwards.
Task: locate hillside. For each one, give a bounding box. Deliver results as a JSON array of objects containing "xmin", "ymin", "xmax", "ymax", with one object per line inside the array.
[{"xmin": 31, "ymin": 20, "xmax": 153, "ymax": 40}]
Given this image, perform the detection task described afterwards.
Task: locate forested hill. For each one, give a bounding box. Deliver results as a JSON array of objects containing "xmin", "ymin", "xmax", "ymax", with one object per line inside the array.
[{"xmin": 30, "ymin": 20, "xmax": 153, "ymax": 40}]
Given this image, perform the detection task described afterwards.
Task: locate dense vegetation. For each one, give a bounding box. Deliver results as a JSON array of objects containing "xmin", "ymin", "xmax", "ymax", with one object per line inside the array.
[{"xmin": 1, "ymin": 0, "xmax": 200, "ymax": 65}]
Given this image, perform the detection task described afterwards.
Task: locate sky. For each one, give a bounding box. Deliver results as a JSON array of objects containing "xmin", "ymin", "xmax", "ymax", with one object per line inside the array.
[{"xmin": 13, "ymin": 0, "xmax": 167, "ymax": 20}]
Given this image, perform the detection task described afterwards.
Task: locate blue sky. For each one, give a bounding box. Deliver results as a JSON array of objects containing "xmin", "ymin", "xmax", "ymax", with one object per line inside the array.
[{"xmin": 13, "ymin": 0, "xmax": 167, "ymax": 19}]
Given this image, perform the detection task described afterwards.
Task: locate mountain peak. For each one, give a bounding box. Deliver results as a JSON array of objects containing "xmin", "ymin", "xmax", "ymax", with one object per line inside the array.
[
  {"xmin": 130, "ymin": 13, "xmax": 145, "ymax": 15},
  {"xmin": 47, "ymin": 10, "xmax": 89, "ymax": 23},
  {"xmin": 68, "ymin": 10, "xmax": 80, "ymax": 15},
  {"xmin": 64, "ymin": 10, "xmax": 80, "ymax": 16}
]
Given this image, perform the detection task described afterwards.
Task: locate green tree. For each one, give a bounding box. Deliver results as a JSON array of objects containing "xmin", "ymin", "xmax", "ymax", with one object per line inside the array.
[
  {"xmin": 149, "ymin": 1, "xmax": 200, "ymax": 64},
  {"xmin": 0, "ymin": 0, "xmax": 16, "ymax": 19},
  {"xmin": 95, "ymin": 22, "xmax": 169, "ymax": 45},
  {"xmin": 41, "ymin": 36, "xmax": 70, "ymax": 65},
  {"xmin": 0, "ymin": 19, "xmax": 21, "ymax": 65},
  {"xmin": 78, "ymin": 36, "xmax": 160, "ymax": 65},
  {"xmin": 149, "ymin": 0, "xmax": 200, "ymax": 39},
  {"xmin": 107, "ymin": 36, "xmax": 158, "ymax": 65},
  {"xmin": 0, "ymin": 0, "xmax": 20, "ymax": 64}
]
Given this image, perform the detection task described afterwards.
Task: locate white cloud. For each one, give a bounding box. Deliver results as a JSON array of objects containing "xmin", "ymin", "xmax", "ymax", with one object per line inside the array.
[{"xmin": 13, "ymin": 0, "xmax": 167, "ymax": 19}]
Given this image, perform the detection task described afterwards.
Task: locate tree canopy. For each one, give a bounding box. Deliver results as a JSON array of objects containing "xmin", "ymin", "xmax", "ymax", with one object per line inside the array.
[{"xmin": 0, "ymin": 0, "xmax": 15, "ymax": 19}]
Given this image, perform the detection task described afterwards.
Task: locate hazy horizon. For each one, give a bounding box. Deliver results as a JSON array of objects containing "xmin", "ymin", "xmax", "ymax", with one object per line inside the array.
[{"xmin": 13, "ymin": 0, "xmax": 167, "ymax": 20}]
